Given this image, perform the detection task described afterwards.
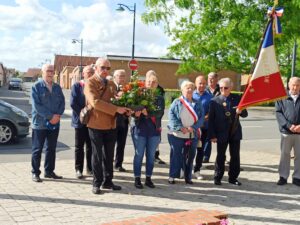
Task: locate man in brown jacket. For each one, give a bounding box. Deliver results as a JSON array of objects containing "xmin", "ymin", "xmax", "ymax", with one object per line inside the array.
[{"xmin": 84, "ymin": 58, "xmax": 129, "ymax": 194}]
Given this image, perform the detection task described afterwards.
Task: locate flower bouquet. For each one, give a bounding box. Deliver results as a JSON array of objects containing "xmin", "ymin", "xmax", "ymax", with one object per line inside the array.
[{"xmin": 111, "ymin": 72, "xmax": 160, "ymax": 113}]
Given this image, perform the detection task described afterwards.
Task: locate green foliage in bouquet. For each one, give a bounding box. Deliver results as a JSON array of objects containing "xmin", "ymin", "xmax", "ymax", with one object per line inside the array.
[{"xmin": 111, "ymin": 71, "xmax": 161, "ymax": 113}]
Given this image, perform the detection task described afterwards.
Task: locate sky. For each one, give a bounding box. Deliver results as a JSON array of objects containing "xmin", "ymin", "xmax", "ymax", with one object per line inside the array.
[{"xmin": 0, "ymin": 0, "xmax": 171, "ymax": 72}]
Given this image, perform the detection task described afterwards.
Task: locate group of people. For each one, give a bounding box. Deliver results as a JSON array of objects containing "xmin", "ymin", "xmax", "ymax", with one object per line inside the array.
[{"xmin": 30, "ymin": 57, "xmax": 300, "ymax": 195}]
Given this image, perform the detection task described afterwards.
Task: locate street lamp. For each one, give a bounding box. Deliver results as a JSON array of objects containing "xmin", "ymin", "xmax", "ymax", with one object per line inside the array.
[
  {"xmin": 72, "ymin": 38, "xmax": 83, "ymax": 80},
  {"xmin": 116, "ymin": 3, "xmax": 136, "ymax": 60}
]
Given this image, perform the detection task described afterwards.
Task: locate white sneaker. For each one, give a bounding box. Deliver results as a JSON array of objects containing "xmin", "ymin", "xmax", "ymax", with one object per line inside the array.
[{"xmin": 194, "ymin": 171, "xmax": 204, "ymax": 180}]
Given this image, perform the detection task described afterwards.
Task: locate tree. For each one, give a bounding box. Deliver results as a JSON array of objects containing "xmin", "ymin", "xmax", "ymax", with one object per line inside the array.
[
  {"xmin": 142, "ymin": 0, "xmax": 300, "ymax": 76},
  {"xmin": 15, "ymin": 71, "xmax": 20, "ymax": 78}
]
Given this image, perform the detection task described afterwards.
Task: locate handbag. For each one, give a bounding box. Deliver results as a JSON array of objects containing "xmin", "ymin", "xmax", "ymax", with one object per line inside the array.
[
  {"xmin": 79, "ymin": 105, "xmax": 92, "ymax": 125},
  {"xmin": 79, "ymin": 79, "xmax": 107, "ymax": 125}
]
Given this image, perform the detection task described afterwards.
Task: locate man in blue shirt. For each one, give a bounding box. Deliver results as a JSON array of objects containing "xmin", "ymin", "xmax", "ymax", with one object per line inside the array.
[
  {"xmin": 31, "ymin": 64, "xmax": 65, "ymax": 182},
  {"xmin": 193, "ymin": 75, "xmax": 212, "ymax": 179}
]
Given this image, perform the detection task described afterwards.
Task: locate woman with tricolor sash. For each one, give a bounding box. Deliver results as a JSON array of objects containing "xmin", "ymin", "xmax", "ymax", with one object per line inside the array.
[{"xmin": 167, "ymin": 81, "xmax": 204, "ymax": 184}]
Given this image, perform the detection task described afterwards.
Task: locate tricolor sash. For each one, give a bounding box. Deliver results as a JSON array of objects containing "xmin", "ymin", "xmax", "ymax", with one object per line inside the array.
[{"xmin": 179, "ymin": 96, "xmax": 201, "ymax": 138}]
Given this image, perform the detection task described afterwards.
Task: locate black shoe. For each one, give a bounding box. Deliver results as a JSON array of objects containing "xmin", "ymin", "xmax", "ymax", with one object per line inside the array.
[
  {"xmin": 292, "ymin": 178, "xmax": 300, "ymax": 186},
  {"xmin": 185, "ymin": 179, "xmax": 193, "ymax": 185},
  {"xmin": 92, "ymin": 187, "xmax": 101, "ymax": 194},
  {"xmin": 214, "ymin": 179, "xmax": 222, "ymax": 185},
  {"xmin": 32, "ymin": 174, "xmax": 42, "ymax": 182},
  {"xmin": 76, "ymin": 170, "xmax": 83, "ymax": 179},
  {"xmin": 277, "ymin": 177, "xmax": 287, "ymax": 185},
  {"xmin": 115, "ymin": 166, "xmax": 126, "ymax": 172},
  {"xmin": 203, "ymin": 159, "xmax": 209, "ymax": 163},
  {"xmin": 229, "ymin": 179, "xmax": 242, "ymax": 186},
  {"xmin": 145, "ymin": 177, "xmax": 155, "ymax": 188},
  {"xmin": 44, "ymin": 172, "xmax": 63, "ymax": 179},
  {"xmin": 155, "ymin": 157, "xmax": 166, "ymax": 165},
  {"xmin": 102, "ymin": 182, "xmax": 122, "ymax": 191},
  {"xmin": 135, "ymin": 177, "xmax": 144, "ymax": 189}
]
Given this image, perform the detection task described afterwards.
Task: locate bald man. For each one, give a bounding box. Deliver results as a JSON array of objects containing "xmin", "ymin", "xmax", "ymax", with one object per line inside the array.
[
  {"xmin": 275, "ymin": 77, "xmax": 300, "ymax": 187},
  {"xmin": 193, "ymin": 75, "xmax": 213, "ymax": 179},
  {"xmin": 113, "ymin": 69, "xmax": 129, "ymax": 172},
  {"xmin": 84, "ymin": 58, "xmax": 129, "ymax": 194},
  {"xmin": 70, "ymin": 65, "xmax": 94, "ymax": 179}
]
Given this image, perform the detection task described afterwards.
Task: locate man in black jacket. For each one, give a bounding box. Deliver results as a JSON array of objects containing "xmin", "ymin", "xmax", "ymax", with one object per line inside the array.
[
  {"xmin": 113, "ymin": 69, "xmax": 129, "ymax": 172},
  {"xmin": 275, "ymin": 77, "xmax": 300, "ymax": 187},
  {"xmin": 208, "ymin": 78, "xmax": 247, "ymax": 186}
]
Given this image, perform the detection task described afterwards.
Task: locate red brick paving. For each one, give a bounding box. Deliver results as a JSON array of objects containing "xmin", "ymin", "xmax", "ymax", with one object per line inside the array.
[{"xmin": 102, "ymin": 209, "xmax": 228, "ymax": 225}]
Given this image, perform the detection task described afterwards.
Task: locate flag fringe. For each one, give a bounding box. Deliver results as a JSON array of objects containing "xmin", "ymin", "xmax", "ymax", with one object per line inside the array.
[{"xmin": 238, "ymin": 95, "xmax": 287, "ymax": 111}]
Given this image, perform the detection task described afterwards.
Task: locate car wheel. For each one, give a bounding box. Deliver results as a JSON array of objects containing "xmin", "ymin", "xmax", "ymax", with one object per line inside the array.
[{"xmin": 0, "ymin": 121, "xmax": 16, "ymax": 144}]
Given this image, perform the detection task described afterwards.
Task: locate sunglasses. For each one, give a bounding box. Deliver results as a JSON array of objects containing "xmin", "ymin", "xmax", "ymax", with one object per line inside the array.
[
  {"xmin": 220, "ymin": 87, "xmax": 229, "ymax": 90},
  {"xmin": 100, "ymin": 66, "xmax": 111, "ymax": 71}
]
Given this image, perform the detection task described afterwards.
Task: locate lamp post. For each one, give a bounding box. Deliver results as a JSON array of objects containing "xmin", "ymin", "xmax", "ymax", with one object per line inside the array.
[
  {"xmin": 116, "ymin": 3, "xmax": 136, "ymax": 60},
  {"xmin": 72, "ymin": 38, "xmax": 83, "ymax": 80}
]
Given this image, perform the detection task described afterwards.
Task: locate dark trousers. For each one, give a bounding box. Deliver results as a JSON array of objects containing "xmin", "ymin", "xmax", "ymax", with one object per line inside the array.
[
  {"xmin": 214, "ymin": 139, "xmax": 241, "ymax": 181},
  {"xmin": 31, "ymin": 129, "xmax": 59, "ymax": 175},
  {"xmin": 194, "ymin": 129, "xmax": 209, "ymax": 172},
  {"xmin": 155, "ymin": 135, "xmax": 162, "ymax": 159},
  {"xmin": 75, "ymin": 126, "xmax": 92, "ymax": 173},
  {"xmin": 88, "ymin": 128, "xmax": 117, "ymax": 188},
  {"xmin": 114, "ymin": 125, "xmax": 128, "ymax": 168},
  {"xmin": 202, "ymin": 129, "xmax": 212, "ymax": 161}
]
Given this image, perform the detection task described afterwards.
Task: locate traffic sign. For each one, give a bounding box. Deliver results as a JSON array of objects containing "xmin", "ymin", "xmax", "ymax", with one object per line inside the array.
[{"xmin": 128, "ymin": 59, "xmax": 138, "ymax": 70}]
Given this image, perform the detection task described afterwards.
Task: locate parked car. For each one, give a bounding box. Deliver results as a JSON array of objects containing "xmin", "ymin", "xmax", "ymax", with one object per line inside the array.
[
  {"xmin": 0, "ymin": 100, "xmax": 30, "ymax": 144},
  {"xmin": 8, "ymin": 78, "xmax": 23, "ymax": 90}
]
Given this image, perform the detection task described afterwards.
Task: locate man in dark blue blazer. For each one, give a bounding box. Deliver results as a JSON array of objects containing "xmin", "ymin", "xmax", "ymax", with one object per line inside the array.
[
  {"xmin": 208, "ymin": 78, "xmax": 248, "ymax": 186},
  {"xmin": 70, "ymin": 65, "xmax": 94, "ymax": 179}
]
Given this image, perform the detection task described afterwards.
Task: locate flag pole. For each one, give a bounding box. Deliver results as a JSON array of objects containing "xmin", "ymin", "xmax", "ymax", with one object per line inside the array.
[
  {"xmin": 246, "ymin": 0, "xmax": 278, "ymax": 83},
  {"xmin": 231, "ymin": 1, "xmax": 278, "ymax": 136}
]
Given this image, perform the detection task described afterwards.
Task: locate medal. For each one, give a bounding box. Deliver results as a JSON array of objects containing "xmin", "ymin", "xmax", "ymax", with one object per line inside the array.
[
  {"xmin": 222, "ymin": 102, "xmax": 227, "ymax": 107},
  {"xmin": 225, "ymin": 111, "xmax": 231, "ymax": 116}
]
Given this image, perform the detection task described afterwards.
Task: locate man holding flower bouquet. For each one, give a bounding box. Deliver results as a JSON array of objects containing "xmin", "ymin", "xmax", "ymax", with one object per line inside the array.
[
  {"xmin": 84, "ymin": 58, "xmax": 129, "ymax": 195},
  {"xmin": 113, "ymin": 69, "xmax": 129, "ymax": 172}
]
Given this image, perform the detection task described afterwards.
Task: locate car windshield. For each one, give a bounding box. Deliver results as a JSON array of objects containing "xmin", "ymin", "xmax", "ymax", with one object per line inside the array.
[{"xmin": 10, "ymin": 78, "xmax": 22, "ymax": 82}]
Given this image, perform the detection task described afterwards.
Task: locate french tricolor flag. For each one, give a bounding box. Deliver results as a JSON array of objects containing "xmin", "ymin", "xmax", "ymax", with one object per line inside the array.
[{"xmin": 238, "ymin": 18, "xmax": 287, "ymax": 110}]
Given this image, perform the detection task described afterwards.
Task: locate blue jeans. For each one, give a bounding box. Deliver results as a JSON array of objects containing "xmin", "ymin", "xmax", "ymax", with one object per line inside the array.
[
  {"xmin": 168, "ymin": 134, "xmax": 197, "ymax": 181},
  {"xmin": 31, "ymin": 129, "xmax": 59, "ymax": 175},
  {"xmin": 132, "ymin": 135, "xmax": 160, "ymax": 177}
]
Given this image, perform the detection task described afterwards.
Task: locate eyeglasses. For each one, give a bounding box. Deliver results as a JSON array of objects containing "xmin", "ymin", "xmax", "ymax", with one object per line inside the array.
[
  {"xmin": 100, "ymin": 66, "xmax": 111, "ymax": 71},
  {"xmin": 220, "ymin": 87, "xmax": 229, "ymax": 90}
]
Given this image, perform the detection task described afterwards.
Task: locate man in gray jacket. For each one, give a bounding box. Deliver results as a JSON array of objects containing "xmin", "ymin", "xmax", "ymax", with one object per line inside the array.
[{"xmin": 275, "ymin": 77, "xmax": 300, "ymax": 186}]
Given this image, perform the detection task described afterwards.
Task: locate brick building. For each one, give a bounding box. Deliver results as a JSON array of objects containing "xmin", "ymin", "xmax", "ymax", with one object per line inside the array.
[
  {"xmin": 23, "ymin": 68, "xmax": 41, "ymax": 82},
  {"xmin": 53, "ymin": 54, "xmax": 241, "ymax": 90}
]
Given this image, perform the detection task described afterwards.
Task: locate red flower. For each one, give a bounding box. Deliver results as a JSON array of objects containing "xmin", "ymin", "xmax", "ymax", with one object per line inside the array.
[{"xmin": 137, "ymin": 81, "xmax": 145, "ymax": 88}]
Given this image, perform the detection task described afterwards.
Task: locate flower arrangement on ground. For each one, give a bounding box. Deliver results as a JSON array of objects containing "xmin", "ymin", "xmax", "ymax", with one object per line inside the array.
[{"xmin": 111, "ymin": 72, "xmax": 161, "ymax": 114}]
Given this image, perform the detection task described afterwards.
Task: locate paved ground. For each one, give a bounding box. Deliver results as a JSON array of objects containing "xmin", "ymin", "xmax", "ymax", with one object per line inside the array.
[
  {"xmin": 0, "ymin": 142, "xmax": 299, "ymax": 225},
  {"xmin": 1, "ymin": 86, "xmax": 299, "ymax": 224}
]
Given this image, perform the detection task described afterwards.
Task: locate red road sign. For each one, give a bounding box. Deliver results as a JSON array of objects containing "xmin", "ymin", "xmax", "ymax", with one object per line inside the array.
[{"xmin": 128, "ymin": 59, "xmax": 138, "ymax": 70}]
